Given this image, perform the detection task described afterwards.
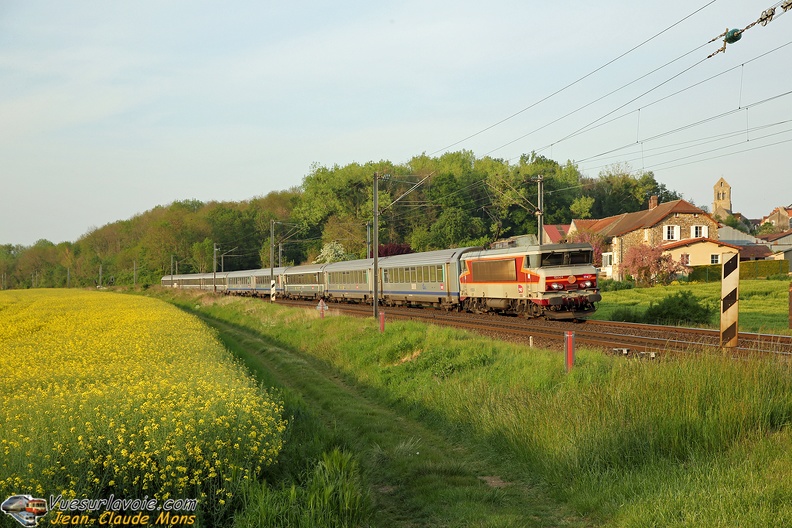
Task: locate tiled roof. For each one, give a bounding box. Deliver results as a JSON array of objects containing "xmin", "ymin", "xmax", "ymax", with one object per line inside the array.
[
  {"xmin": 572, "ymin": 200, "xmax": 710, "ymax": 238},
  {"xmin": 738, "ymin": 244, "xmax": 773, "ymax": 259},
  {"xmin": 660, "ymin": 237, "xmax": 741, "ymax": 251},
  {"xmin": 758, "ymin": 228, "xmax": 792, "ymax": 242},
  {"xmin": 543, "ymin": 224, "xmax": 569, "ymax": 243}
]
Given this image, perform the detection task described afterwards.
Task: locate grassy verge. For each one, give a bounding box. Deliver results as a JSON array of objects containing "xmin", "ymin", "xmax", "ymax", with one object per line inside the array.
[
  {"xmin": 165, "ymin": 292, "xmax": 587, "ymax": 527},
  {"xmin": 149, "ymin": 289, "xmax": 792, "ymax": 527},
  {"xmin": 591, "ymin": 279, "xmax": 792, "ymax": 334}
]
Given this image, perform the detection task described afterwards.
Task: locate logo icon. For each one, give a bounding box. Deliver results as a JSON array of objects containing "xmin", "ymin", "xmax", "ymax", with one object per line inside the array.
[{"xmin": 1, "ymin": 495, "xmax": 48, "ymax": 527}]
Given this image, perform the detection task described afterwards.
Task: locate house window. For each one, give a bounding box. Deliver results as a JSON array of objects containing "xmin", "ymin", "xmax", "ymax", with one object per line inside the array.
[
  {"xmin": 691, "ymin": 225, "xmax": 708, "ymax": 238},
  {"xmin": 664, "ymin": 225, "xmax": 680, "ymax": 241},
  {"xmin": 710, "ymin": 254, "xmax": 720, "ymax": 264},
  {"xmin": 602, "ymin": 252, "xmax": 613, "ymax": 268},
  {"xmin": 680, "ymin": 253, "xmax": 690, "ymax": 266}
]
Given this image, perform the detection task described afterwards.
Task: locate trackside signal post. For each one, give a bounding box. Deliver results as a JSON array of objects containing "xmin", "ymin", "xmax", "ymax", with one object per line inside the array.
[
  {"xmin": 564, "ymin": 331, "xmax": 575, "ymax": 372},
  {"xmin": 720, "ymin": 253, "xmax": 739, "ymax": 348}
]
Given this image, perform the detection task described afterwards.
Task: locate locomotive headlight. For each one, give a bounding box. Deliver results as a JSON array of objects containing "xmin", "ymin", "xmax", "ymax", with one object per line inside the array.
[
  {"xmin": 550, "ymin": 283, "xmax": 563, "ymax": 290},
  {"xmin": 582, "ymin": 280, "xmax": 593, "ymax": 288}
]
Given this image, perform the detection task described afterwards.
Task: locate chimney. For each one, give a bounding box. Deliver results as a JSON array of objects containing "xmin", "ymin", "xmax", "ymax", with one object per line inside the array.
[{"xmin": 649, "ymin": 195, "xmax": 658, "ymax": 209}]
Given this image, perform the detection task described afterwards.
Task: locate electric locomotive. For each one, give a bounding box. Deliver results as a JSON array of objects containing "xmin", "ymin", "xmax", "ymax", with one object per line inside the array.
[{"xmin": 459, "ymin": 243, "xmax": 601, "ymax": 320}]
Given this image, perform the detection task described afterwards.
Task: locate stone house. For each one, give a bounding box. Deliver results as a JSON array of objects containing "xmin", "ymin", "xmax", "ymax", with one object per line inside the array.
[
  {"xmin": 761, "ymin": 206, "xmax": 792, "ymax": 230},
  {"xmin": 569, "ymin": 197, "xmax": 719, "ymax": 280}
]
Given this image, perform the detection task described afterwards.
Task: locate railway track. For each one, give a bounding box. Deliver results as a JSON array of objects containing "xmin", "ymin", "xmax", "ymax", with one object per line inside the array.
[{"xmin": 273, "ymin": 298, "xmax": 792, "ymax": 357}]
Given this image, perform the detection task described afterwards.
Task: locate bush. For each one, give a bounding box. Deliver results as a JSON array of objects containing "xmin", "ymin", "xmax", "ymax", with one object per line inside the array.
[
  {"xmin": 644, "ymin": 290, "xmax": 715, "ymax": 326},
  {"xmin": 599, "ymin": 279, "xmax": 635, "ymax": 292}
]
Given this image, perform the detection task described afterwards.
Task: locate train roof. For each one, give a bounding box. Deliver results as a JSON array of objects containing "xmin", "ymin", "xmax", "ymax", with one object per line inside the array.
[
  {"xmin": 378, "ymin": 247, "xmax": 480, "ymax": 267},
  {"xmin": 462, "ymin": 243, "xmax": 594, "ymax": 259},
  {"xmin": 322, "ymin": 258, "xmax": 374, "ymax": 271},
  {"xmin": 162, "ymin": 272, "xmax": 229, "ymax": 280},
  {"xmin": 226, "ymin": 267, "xmax": 287, "ymax": 277},
  {"xmin": 282, "ymin": 263, "xmax": 327, "ymax": 275}
]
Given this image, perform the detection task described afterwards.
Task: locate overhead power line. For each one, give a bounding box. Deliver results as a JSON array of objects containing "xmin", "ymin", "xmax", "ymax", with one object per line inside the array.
[{"xmin": 429, "ymin": 0, "xmax": 721, "ymax": 156}]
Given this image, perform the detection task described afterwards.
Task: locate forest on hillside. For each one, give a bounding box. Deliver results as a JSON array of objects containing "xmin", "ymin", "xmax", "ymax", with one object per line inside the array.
[{"xmin": 0, "ymin": 151, "xmax": 683, "ymax": 289}]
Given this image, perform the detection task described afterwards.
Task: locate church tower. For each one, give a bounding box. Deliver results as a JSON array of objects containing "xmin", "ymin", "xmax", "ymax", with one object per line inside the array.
[{"xmin": 712, "ymin": 177, "xmax": 732, "ymax": 219}]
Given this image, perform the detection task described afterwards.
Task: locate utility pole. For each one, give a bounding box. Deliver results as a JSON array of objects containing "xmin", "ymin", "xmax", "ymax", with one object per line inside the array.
[
  {"xmin": 133, "ymin": 260, "xmax": 137, "ymax": 287},
  {"xmin": 370, "ymin": 171, "xmax": 431, "ymax": 318},
  {"xmin": 373, "ymin": 173, "xmax": 380, "ymax": 318},
  {"xmin": 171, "ymin": 254, "xmax": 175, "ymax": 287},
  {"xmin": 535, "ymin": 174, "xmax": 544, "ymax": 245},
  {"xmin": 99, "ymin": 265, "xmax": 103, "ymax": 288},
  {"xmin": 213, "ymin": 243, "xmax": 218, "ymax": 294},
  {"xmin": 270, "ymin": 220, "xmax": 275, "ymax": 302}
]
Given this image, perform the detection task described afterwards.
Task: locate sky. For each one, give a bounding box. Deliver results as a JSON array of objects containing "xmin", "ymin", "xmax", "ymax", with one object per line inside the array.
[{"xmin": 1, "ymin": 0, "xmax": 791, "ymax": 246}]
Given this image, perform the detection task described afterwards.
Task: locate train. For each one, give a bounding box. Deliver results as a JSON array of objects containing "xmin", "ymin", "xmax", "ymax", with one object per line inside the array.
[{"xmin": 161, "ymin": 242, "xmax": 602, "ymax": 320}]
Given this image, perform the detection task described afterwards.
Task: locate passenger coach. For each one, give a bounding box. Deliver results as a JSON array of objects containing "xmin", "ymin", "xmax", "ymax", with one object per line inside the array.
[{"xmin": 379, "ymin": 247, "xmax": 478, "ymax": 309}]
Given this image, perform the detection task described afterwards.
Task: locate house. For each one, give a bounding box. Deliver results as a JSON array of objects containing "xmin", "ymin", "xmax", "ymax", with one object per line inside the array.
[
  {"xmin": 568, "ymin": 197, "xmax": 720, "ymax": 280},
  {"xmin": 542, "ymin": 224, "xmax": 569, "ymax": 244},
  {"xmin": 772, "ymin": 246, "xmax": 792, "ymax": 263},
  {"xmin": 661, "ymin": 238, "xmax": 746, "ymax": 267},
  {"xmin": 761, "ymin": 206, "xmax": 792, "ymax": 230},
  {"xmin": 759, "ymin": 229, "xmax": 792, "ymax": 263},
  {"xmin": 758, "ymin": 228, "xmax": 792, "ymax": 246}
]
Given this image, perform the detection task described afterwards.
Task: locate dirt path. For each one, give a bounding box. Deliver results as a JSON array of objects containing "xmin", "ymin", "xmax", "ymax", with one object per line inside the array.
[{"xmin": 199, "ymin": 312, "xmax": 593, "ymax": 527}]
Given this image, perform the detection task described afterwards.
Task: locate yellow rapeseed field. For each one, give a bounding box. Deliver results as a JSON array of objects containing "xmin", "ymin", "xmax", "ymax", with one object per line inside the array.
[{"xmin": 0, "ymin": 289, "xmax": 286, "ymax": 519}]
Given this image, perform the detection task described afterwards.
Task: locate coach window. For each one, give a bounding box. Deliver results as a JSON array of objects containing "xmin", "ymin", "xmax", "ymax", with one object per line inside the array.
[{"xmin": 429, "ymin": 266, "xmax": 437, "ymax": 283}]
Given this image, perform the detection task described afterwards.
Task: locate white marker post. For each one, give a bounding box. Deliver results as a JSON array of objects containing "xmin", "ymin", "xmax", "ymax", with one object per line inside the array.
[{"xmin": 720, "ymin": 252, "xmax": 739, "ymax": 349}]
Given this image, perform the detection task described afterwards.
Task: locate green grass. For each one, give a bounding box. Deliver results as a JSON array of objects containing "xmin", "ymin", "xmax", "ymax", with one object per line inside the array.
[
  {"xmin": 591, "ymin": 279, "xmax": 792, "ymax": 334},
  {"xmin": 148, "ymin": 288, "xmax": 792, "ymax": 527}
]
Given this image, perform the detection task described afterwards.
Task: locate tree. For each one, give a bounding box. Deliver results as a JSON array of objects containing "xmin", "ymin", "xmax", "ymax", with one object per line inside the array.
[
  {"xmin": 191, "ymin": 238, "xmax": 214, "ymax": 273},
  {"xmin": 582, "ymin": 164, "xmax": 682, "ymax": 218},
  {"xmin": 723, "ymin": 215, "xmax": 750, "ymax": 234},
  {"xmin": 312, "ymin": 241, "xmax": 348, "ymax": 264},
  {"xmin": 429, "ymin": 208, "xmax": 485, "ymax": 249},
  {"xmin": 620, "ymin": 244, "xmax": 685, "ymax": 287},
  {"xmin": 756, "ymin": 222, "xmax": 783, "ymax": 236},
  {"xmin": 570, "ymin": 196, "xmax": 595, "ymax": 219}
]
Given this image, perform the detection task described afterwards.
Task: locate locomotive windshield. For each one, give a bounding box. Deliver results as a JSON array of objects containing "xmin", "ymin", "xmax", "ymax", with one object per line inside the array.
[{"xmin": 530, "ymin": 249, "xmax": 593, "ymax": 268}]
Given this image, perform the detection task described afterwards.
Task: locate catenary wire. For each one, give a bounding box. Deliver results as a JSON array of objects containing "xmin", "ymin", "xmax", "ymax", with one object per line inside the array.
[{"xmin": 428, "ymin": 0, "xmax": 721, "ymax": 156}]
